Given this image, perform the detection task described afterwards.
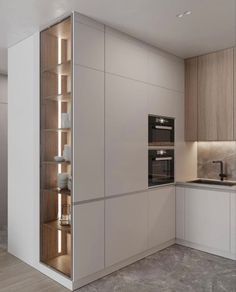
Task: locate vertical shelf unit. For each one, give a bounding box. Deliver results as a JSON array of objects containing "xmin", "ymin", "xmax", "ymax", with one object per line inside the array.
[{"xmin": 40, "ymin": 16, "xmax": 72, "ymax": 278}]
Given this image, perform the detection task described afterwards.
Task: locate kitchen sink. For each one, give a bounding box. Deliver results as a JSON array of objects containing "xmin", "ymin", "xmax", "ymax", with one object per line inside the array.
[{"xmin": 188, "ymin": 179, "xmax": 236, "ymax": 187}]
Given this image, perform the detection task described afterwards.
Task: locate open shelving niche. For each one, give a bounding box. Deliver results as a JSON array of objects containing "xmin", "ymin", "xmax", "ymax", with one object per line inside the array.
[{"xmin": 40, "ymin": 16, "xmax": 72, "ymax": 278}]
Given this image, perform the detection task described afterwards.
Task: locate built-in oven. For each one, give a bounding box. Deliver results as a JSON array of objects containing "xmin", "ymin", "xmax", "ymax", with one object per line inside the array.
[
  {"xmin": 148, "ymin": 149, "xmax": 174, "ymax": 187},
  {"xmin": 148, "ymin": 115, "xmax": 174, "ymax": 146}
]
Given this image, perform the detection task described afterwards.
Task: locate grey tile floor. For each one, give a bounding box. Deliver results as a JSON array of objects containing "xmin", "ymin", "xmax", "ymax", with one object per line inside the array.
[
  {"xmin": 79, "ymin": 245, "xmax": 236, "ymax": 292},
  {"xmin": 0, "ymin": 237, "xmax": 235, "ymax": 292}
]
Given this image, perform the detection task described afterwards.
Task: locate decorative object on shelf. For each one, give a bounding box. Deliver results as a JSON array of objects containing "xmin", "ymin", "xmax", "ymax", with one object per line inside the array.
[
  {"xmin": 63, "ymin": 144, "xmax": 71, "ymax": 162},
  {"xmin": 60, "ymin": 204, "xmax": 71, "ymax": 226},
  {"xmin": 61, "ymin": 112, "xmax": 71, "ymax": 129},
  {"xmin": 68, "ymin": 175, "xmax": 72, "ymax": 191},
  {"xmin": 57, "ymin": 173, "xmax": 69, "ymax": 189},
  {"xmin": 54, "ymin": 156, "xmax": 65, "ymax": 162}
]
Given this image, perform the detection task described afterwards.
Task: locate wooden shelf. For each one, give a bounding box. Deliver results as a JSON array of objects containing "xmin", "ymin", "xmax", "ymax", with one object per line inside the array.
[
  {"xmin": 43, "ymin": 128, "xmax": 71, "ymax": 132},
  {"xmin": 44, "ymin": 219, "xmax": 71, "ymax": 233},
  {"xmin": 42, "ymin": 60, "xmax": 71, "ymax": 75},
  {"xmin": 46, "ymin": 254, "xmax": 71, "ymax": 277},
  {"xmin": 42, "ymin": 187, "xmax": 71, "ymax": 196},
  {"xmin": 43, "ymin": 92, "xmax": 71, "ymax": 102},
  {"xmin": 42, "ymin": 160, "xmax": 71, "ymax": 165}
]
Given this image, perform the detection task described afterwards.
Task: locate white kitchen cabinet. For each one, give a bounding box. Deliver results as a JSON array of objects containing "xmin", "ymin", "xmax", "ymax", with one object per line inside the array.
[
  {"xmin": 185, "ymin": 187, "xmax": 231, "ymax": 253},
  {"xmin": 105, "ymin": 27, "xmax": 148, "ymax": 82},
  {"xmin": 74, "ymin": 17, "xmax": 104, "ymax": 71},
  {"xmin": 105, "ymin": 192, "xmax": 148, "ymax": 267},
  {"xmin": 147, "ymin": 47, "xmax": 184, "ymax": 93},
  {"xmin": 74, "ymin": 201, "xmax": 104, "ymax": 280},
  {"xmin": 74, "ymin": 65, "xmax": 104, "ymax": 201},
  {"xmin": 231, "ymin": 193, "xmax": 236, "ymax": 256},
  {"xmin": 175, "ymin": 187, "xmax": 185, "ymax": 240},
  {"xmin": 105, "ymin": 73, "xmax": 148, "ymax": 196},
  {"xmin": 147, "ymin": 186, "xmax": 175, "ymax": 249}
]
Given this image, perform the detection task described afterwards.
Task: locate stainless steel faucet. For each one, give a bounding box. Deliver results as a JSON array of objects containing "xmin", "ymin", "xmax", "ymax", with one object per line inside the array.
[{"xmin": 212, "ymin": 160, "xmax": 227, "ymax": 181}]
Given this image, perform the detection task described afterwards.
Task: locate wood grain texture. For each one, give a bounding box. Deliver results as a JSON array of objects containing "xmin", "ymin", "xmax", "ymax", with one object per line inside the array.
[
  {"xmin": 197, "ymin": 48, "xmax": 234, "ymax": 141},
  {"xmin": 0, "ymin": 248, "xmax": 69, "ymax": 292},
  {"xmin": 185, "ymin": 57, "xmax": 198, "ymax": 141}
]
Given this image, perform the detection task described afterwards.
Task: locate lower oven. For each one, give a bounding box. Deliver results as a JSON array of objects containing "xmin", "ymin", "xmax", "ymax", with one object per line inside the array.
[{"xmin": 148, "ymin": 149, "xmax": 174, "ymax": 187}]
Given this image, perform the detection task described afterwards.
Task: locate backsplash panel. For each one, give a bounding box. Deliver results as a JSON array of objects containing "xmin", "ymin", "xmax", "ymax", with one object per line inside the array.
[{"xmin": 198, "ymin": 142, "xmax": 236, "ymax": 180}]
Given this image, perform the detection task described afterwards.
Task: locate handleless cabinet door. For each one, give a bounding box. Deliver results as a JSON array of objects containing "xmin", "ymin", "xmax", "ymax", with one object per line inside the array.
[
  {"xmin": 105, "ymin": 74, "xmax": 148, "ymax": 196},
  {"xmin": 74, "ymin": 66, "xmax": 104, "ymax": 202},
  {"xmin": 234, "ymin": 48, "xmax": 236, "ymax": 140},
  {"xmin": 73, "ymin": 201, "xmax": 104, "ymax": 280},
  {"xmin": 198, "ymin": 48, "xmax": 233, "ymax": 141},
  {"xmin": 185, "ymin": 57, "xmax": 198, "ymax": 141},
  {"xmin": 105, "ymin": 192, "xmax": 148, "ymax": 267},
  {"xmin": 147, "ymin": 186, "xmax": 175, "ymax": 249},
  {"xmin": 185, "ymin": 188, "xmax": 230, "ymax": 253}
]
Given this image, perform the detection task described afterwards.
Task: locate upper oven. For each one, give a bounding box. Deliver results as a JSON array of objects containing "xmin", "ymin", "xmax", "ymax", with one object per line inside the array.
[{"xmin": 148, "ymin": 115, "xmax": 174, "ymax": 146}]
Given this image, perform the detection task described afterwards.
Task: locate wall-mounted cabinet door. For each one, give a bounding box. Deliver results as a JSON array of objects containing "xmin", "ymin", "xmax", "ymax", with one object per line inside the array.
[
  {"xmin": 185, "ymin": 57, "xmax": 198, "ymax": 141},
  {"xmin": 198, "ymin": 48, "xmax": 233, "ymax": 141}
]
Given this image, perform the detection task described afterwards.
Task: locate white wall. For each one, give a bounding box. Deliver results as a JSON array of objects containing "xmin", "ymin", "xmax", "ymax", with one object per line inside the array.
[
  {"xmin": 8, "ymin": 33, "xmax": 39, "ymax": 265},
  {"xmin": 0, "ymin": 74, "xmax": 7, "ymax": 231}
]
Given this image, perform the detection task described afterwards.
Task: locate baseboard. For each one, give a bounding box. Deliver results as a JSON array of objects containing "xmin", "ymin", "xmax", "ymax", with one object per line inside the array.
[
  {"xmin": 176, "ymin": 239, "xmax": 236, "ymax": 261},
  {"xmin": 73, "ymin": 239, "xmax": 175, "ymax": 290}
]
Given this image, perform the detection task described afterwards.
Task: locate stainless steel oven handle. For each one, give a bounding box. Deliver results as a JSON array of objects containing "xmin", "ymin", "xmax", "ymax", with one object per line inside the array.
[
  {"xmin": 154, "ymin": 125, "xmax": 173, "ymax": 130},
  {"xmin": 155, "ymin": 157, "xmax": 173, "ymax": 161}
]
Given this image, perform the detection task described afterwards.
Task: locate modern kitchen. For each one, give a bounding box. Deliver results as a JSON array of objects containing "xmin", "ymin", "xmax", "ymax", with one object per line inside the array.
[{"xmin": 0, "ymin": 1, "xmax": 236, "ymax": 291}]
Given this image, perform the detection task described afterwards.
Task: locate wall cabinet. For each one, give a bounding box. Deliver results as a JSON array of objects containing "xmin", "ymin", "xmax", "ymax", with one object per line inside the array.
[
  {"xmin": 185, "ymin": 57, "xmax": 198, "ymax": 141},
  {"xmin": 185, "ymin": 48, "xmax": 234, "ymax": 141},
  {"xmin": 147, "ymin": 187, "xmax": 175, "ymax": 249}
]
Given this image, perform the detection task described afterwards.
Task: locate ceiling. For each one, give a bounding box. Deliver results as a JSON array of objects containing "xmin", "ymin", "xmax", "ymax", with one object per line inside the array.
[{"xmin": 0, "ymin": 0, "xmax": 235, "ymax": 73}]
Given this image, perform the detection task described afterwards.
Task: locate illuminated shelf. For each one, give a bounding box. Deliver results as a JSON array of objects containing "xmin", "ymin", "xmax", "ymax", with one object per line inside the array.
[
  {"xmin": 44, "ymin": 219, "xmax": 71, "ymax": 233},
  {"xmin": 43, "ymin": 92, "xmax": 71, "ymax": 102},
  {"xmin": 42, "ymin": 160, "xmax": 71, "ymax": 165},
  {"xmin": 42, "ymin": 187, "xmax": 71, "ymax": 195},
  {"xmin": 42, "ymin": 60, "xmax": 71, "ymax": 75},
  {"xmin": 43, "ymin": 128, "xmax": 71, "ymax": 132}
]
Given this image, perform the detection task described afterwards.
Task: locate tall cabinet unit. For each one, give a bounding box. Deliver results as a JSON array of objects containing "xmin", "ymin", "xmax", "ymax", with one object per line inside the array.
[{"xmin": 40, "ymin": 17, "xmax": 72, "ymax": 277}]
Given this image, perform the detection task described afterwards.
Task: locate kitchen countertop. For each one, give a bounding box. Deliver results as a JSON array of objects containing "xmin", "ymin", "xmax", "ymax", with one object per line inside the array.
[{"xmin": 176, "ymin": 179, "xmax": 236, "ymax": 192}]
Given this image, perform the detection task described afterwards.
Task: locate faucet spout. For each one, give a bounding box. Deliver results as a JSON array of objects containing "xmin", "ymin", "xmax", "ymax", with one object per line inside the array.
[{"xmin": 212, "ymin": 160, "xmax": 227, "ymax": 181}]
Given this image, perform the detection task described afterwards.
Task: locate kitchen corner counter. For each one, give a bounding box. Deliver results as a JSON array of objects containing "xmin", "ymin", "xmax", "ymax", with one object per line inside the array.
[{"xmin": 176, "ymin": 180, "xmax": 236, "ymax": 192}]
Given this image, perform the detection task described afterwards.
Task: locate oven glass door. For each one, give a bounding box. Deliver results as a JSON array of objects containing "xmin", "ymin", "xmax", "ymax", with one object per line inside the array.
[
  {"xmin": 148, "ymin": 116, "xmax": 174, "ymax": 146},
  {"xmin": 148, "ymin": 151, "xmax": 174, "ymax": 186}
]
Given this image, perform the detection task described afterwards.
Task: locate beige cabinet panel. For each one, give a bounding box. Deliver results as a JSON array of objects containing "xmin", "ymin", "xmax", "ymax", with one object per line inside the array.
[
  {"xmin": 105, "ymin": 192, "xmax": 148, "ymax": 267},
  {"xmin": 185, "ymin": 58, "xmax": 198, "ymax": 141},
  {"xmin": 185, "ymin": 188, "xmax": 230, "ymax": 253},
  {"xmin": 105, "ymin": 27, "xmax": 148, "ymax": 82},
  {"xmin": 175, "ymin": 187, "xmax": 185, "ymax": 240},
  {"xmin": 198, "ymin": 48, "xmax": 233, "ymax": 141},
  {"xmin": 74, "ymin": 20, "xmax": 104, "ymax": 71},
  {"xmin": 234, "ymin": 48, "xmax": 236, "ymax": 140},
  {"xmin": 74, "ymin": 66, "xmax": 104, "ymax": 202},
  {"xmin": 105, "ymin": 73, "xmax": 148, "ymax": 196},
  {"xmin": 73, "ymin": 201, "xmax": 104, "ymax": 280},
  {"xmin": 147, "ymin": 186, "xmax": 175, "ymax": 249}
]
